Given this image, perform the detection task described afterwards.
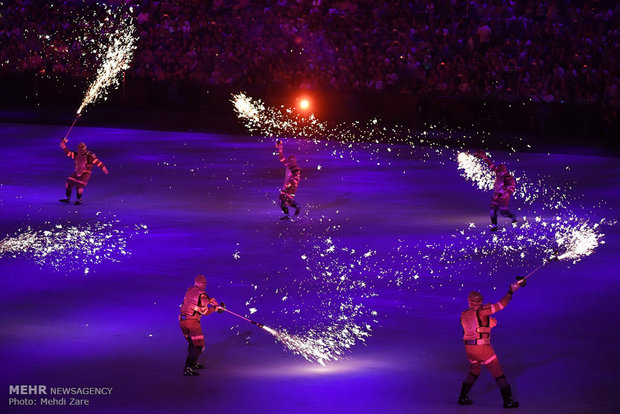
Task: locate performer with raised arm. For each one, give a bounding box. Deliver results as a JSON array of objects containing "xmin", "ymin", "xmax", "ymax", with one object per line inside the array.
[
  {"xmin": 457, "ymin": 277, "xmax": 526, "ymax": 408},
  {"xmin": 475, "ymin": 150, "xmax": 517, "ymax": 232},
  {"xmin": 59, "ymin": 139, "xmax": 108, "ymax": 205}
]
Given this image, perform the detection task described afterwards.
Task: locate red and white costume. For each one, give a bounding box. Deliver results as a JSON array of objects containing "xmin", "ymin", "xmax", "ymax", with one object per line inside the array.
[
  {"xmin": 477, "ymin": 152, "xmax": 517, "ymax": 228},
  {"xmin": 60, "ymin": 140, "xmax": 107, "ymax": 203},
  {"xmin": 277, "ymin": 144, "xmax": 302, "ymax": 216},
  {"xmin": 457, "ymin": 286, "xmax": 521, "ymax": 408},
  {"xmin": 179, "ymin": 275, "xmax": 218, "ymax": 375}
]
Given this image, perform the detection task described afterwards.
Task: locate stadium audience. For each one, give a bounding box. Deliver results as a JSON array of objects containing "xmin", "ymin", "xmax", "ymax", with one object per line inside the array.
[{"xmin": 1, "ymin": 0, "xmax": 618, "ymax": 108}]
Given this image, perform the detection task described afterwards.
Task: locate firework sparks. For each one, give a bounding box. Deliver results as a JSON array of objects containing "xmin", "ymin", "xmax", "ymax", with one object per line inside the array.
[
  {"xmin": 0, "ymin": 220, "xmax": 148, "ymax": 273},
  {"xmin": 231, "ymin": 92, "xmax": 493, "ymax": 168},
  {"xmin": 457, "ymin": 151, "xmax": 568, "ymax": 206},
  {"xmin": 262, "ymin": 322, "xmax": 371, "ymax": 366},
  {"xmin": 555, "ymin": 220, "xmax": 605, "ymax": 262},
  {"xmin": 457, "ymin": 152, "xmax": 494, "ymax": 191},
  {"xmin": 76, "ymin": 10, "xmax": 137, "ymax": 115},
  {"xmin": 240, "ymin": 233, "xmax": 379, "ymax": 365}
]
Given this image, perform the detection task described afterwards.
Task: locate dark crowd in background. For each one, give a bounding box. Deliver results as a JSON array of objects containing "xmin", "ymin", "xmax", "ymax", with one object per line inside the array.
[{"xmin": 1, "ymin": 0, "xmax": 619, "ymax": 133}]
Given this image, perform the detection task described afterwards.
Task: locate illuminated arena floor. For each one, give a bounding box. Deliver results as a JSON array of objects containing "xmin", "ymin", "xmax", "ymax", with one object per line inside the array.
[{"xmin": 1, "ymin": 122, "xmax": 619, "ymax": 413}]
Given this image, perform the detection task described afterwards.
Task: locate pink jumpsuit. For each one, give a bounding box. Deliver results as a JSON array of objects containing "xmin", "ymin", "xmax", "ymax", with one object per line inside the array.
[
  {"xmin": 61, "ymin": 141, "xmax": 106, "ymax": 200},
  {"xmin": 460, "ymin": 291, "xmax": 513, "ymax": 389}
]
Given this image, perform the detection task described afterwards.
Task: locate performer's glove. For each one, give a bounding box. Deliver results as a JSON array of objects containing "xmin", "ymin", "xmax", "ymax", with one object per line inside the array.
[
  {"xmin": 216, "ymin": 302, "xmax": 226, "ymax": 313},
  {"xmin": 510, "ymin": 281, "xmax": 521, "ymax": 293},
  {"xmin": 516, "ymin": 276, "xmax": 527, "ymax": 287}
]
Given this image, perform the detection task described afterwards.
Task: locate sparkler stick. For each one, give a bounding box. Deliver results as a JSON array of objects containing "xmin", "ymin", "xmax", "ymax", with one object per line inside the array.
[
  {"xmin": 523, "ymin": 253, "xmax": 559, "ymax": 280},
  {"xmin": 223, "ymin": 308, "xmax": 265, "ymax": 328},
  {"xmin": 520, "ymin": 218, "xmax": 605, "ymax": 282},
  {"xmin": 523, "ymin": 263, "xmax": 547, "ymax": 280},
  {"xmin": 62, "ymin": 116, "xmax": 80, "ymax": 143}
]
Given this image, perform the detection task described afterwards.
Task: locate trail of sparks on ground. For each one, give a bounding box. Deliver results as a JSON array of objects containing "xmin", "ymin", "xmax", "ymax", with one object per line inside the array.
[
  {"xmin": 0, "ymin": 219, "xmax": 148, "ymax": 274},
  {"xmin": 231, "ymin": 92, "xmax": 612, "ymax": 364},
  {"xmin": 241, "ymin": 230, "xmax": 376, "ymax": 364},
  {"xmin": 76, "ymin": 7, "xmax": 137, "ymax": 115},
  {"xmin": 262, "ymin": 322, "xmax": 371, "ymax": 366}
]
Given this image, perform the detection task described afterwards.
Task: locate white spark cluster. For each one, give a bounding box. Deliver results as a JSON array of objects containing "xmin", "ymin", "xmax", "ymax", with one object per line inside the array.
[
  {"xmin": 457, "ymin": 152, "xmax": 495, "ymax": 191},
  {"xmin": 263, "ymin": 322, "xmax": 371, "ymax": 366},
  {"xmin": 555, "ymin": 220, "xmax": 605, "ymax": 262},
  {"xmin": 0, "ymin": 220, "xmax": 148, "ymax": 273},
  {"xmin": 231, "ymin": 92, "xmax": 412, "ymax": 146},
  {"xmin": 76, "ymin": 10, "xmax": 137, "ymax": 115}
]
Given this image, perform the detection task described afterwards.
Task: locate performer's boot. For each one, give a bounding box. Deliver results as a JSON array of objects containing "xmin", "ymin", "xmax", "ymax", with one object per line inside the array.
[
  {"xmin": 183, "ymin": 357, "xmax": 199, "ymax": 376},
  {"xmin": 294, "ymin": 204, "xmax": 302, "ymax": 216},
  {"xmin": 192, "ymin": 362, "xmax": 204, "ymax": 369},
  {"xmin": 457, "ymin": 382, "xmax": 474, "ymax": 405},
  {"xmin": 75, "ymin": 189, "xmax": 83, "ymax": 205},
  {"xmin": 280, "ymin": 205, "xmax": 290, "ymax": 220},
  {"xmin": 490, "ymin": 216, "xmax": 499, "ymax": 232},
  {"xmin": 183, "ymin": 366, "xmax": 199, "ymax": 376},
  {"xmin": 60, "ymin": 188, "xmax": 71, "ymax": 203},
  {"xmin": 500, "ymin": 385, "xmax": 519, "ymax": 409}
]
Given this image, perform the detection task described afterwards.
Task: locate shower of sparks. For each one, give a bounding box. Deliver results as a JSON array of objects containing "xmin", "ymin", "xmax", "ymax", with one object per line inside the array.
[
  {"xmin": 555, "ymin": 220, "xmax": 604, "ymax": 262},
  {"xmin": 230, "ymin": 92, "xmax": 520, "ymax": 170},
  {"xmin": 232, "ymin": 92, "xmax": 422, "ymax": 146},
  {"xmin": 76, "ymin": 9, "xmax": 137, "ymax": 115},
  {"xmin": 262, "ymin": 322, "xmax": 371, "ymax": 366},
  {"xmin": 457, "ymin": 152, "xmax": 494, "ymax": 191},
  {"xmin": 243, "ymin": 233, "xmax": 378, "ymax": 364},
  {"xmin": 456, "ymin": 151, "xmax": 546, "ymax": 205},
  {"xmin": 0, "ymin": 220, "xmax": 148, "ymax": 273}
]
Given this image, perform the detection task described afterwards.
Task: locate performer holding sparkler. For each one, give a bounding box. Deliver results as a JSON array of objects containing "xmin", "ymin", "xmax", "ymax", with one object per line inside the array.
[
  {"xmin": 475, "ymin": 150, "xmax": 517, "ymax": 232},
  {"xmin": 457, "ymin": 278, "xmax": 526, "ymax": 409},
  {"xmin": 275, "ymin": 140, "xmax": 302, "ymax": 220},
  {"xmin": 59, "ymin": 139, "xmax": 108, "ymax": 205},
  {"xmin": 179, "ymin": 275, "xmax": 224, "ymax": 376}
]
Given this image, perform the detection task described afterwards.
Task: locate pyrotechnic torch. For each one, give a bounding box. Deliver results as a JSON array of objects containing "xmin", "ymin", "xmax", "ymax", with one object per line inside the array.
[
  {"xmin": 518, "ymin": 219, "xmax": 604, "ymax": 283},
  {"xmin": 219, "ymin": 305, "xmax": 285, "ymax": 339},
  {"xmin": 62, "ymin": 114, "xmax": 82, "ymax": 143},
  {"xmin": 62, "ymin": 8, "xmax": 137, "ymax": 143}
]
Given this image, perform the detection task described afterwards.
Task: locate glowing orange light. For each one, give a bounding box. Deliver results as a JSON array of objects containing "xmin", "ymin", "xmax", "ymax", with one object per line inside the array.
[{"xmin": 299, "ymin": 99, "xmax": 310, "ymax": 110}]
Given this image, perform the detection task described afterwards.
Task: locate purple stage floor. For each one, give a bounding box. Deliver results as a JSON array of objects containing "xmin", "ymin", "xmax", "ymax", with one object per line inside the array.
[{"xmin": 1, "ymin": 122, "xmax": 619, "ymax": 413}]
